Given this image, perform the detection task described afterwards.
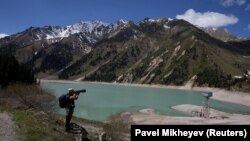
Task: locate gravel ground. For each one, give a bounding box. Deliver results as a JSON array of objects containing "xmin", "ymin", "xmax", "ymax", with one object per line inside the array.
[{"xmin": 0, "ymin": 113, "xmax": 16, "ymax": 141}]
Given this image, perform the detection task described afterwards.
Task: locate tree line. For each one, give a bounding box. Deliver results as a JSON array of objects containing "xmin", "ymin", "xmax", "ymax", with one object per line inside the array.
[{"xmin": 0, "ymin": 55, "xmax": 35, "ymax": 88}]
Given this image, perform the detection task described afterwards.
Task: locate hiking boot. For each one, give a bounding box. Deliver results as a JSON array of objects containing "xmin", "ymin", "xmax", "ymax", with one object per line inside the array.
[
  {"xmin": 65, "ymin": 128, "xmax": 70, "ymax": 132},
  {"xmin": 65, "ymin": 125, "xmax": 71, "ymax": 132}
]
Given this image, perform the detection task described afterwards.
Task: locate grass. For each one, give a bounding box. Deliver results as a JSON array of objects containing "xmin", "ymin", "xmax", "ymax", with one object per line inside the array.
[
  {"xmin": 13, "ymin": 110, "xmax": 44, "ymax": 141},
  {"xmin": 0, "ymin": 84, "xmax": 131, "ymax": 141},
  {"xmin": 0, "ymin": 84, "xmax": 75, "ymax": 141},
  {"xmin": 0, "ymin": 106, "xmax": 74, "ymax": 141},
  {"xmin": 4, "ymin": 107, "xmax": 130, "ymax": 141}
]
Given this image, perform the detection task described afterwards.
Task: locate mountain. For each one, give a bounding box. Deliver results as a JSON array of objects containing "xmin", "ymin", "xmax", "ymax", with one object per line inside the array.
[
  {"xmin": 59, "ymin": 19, "xmax": 250, "ymax": 88},
  {"xmin": 227, "ymin": 39, "xmax": 250, "ymax": 55},
  {"xmin": 200, "ymin": 27, "xmax": 239, "ymax": 42},
  {"xmin": 0, "ymin": 18, "xmax": 250, "ymax": 90},
  {"xmin": 0, "ymin": 20, "xmax": 136, "ymax": 76}
]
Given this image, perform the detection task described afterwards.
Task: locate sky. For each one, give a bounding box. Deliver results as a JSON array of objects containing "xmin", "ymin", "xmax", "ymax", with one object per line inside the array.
[{"xmin": 0, "ymin": 0, "xmax": 249, "ymax": 37}]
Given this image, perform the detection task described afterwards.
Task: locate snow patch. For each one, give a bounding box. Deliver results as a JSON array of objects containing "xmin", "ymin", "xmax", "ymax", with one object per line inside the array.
[
  {"xmin": 0, "ymin": 33, "xmax": 8, "ymax": 39},
  {"xmin": 36, "ymin": 35, "xmax": 41, "ymax": 40},
  {"xmin": 234, "ymin": 75, "xmax": 243, "ymax": 79},
  {"xmin": 46, "ymin": 34, "xmax": 54, "ymax": 39},
  {"xmin": 148, "ymin": 19, "xmax": 156, "ymax": 22},
  {"xmin": 118, "ymin": 19, "xmax": 129, "ymax": 24},
  {"xmin": 164, "ymin": 24, "xmax": 170, "ymax": 29}
]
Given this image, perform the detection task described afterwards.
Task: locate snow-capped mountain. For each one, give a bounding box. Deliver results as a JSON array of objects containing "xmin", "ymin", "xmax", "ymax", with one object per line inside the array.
[
  {"xmin": 0, "ymin": 18, "xmax": 174, "ymax": 71},
  {"xmin": 1, "ymin": 18, "xmax": 174, "ymax": 46},
  {"xmin": 20, "ymin": 21, "xmax": 114, "ymax": 44},
  {"xmin": 45, "ymin": 19, "xmax": 135, "ymax": 42},
  {"xmin": 0, "ymin": 18, "xmax": 250, "ymax": 88},
  {"xmin": 0, "ymin": 33, "xmax": 8, "ymax": 39},
  {"xmin": 200, "ymin": 27, "xmax": 239, "ymax": 42},
  {"xmin": 45, "ymin": 21, "xmax": 111, "ymax": 39}
]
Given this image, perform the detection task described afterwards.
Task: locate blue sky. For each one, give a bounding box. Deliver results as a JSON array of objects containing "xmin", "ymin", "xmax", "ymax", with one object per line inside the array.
[{"xmin": 0, "ymin": 0, "xmax": 249, "ymax": 37}]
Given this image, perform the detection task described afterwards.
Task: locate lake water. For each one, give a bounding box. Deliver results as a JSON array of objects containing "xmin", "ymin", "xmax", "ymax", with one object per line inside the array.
[{"xmin": 41, "ymin": 82, "xmax": 250, "ymax": 121}]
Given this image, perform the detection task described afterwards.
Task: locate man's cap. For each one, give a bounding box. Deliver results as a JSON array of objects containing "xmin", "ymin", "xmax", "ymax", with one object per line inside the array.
[{"xmin": 68, "ymin": 88, "xmax": 75, "ymax": 92}]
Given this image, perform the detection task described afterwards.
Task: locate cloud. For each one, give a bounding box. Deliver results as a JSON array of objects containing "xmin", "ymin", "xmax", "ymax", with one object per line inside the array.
[
  {"xmin": 244, "ymin": 24, "xmax": 250, "ymax": 31},
  {"xmin": 221, "ymin": 0, "xmax": 246, "ymax": 7},
  {"xmin": 176, "ymin": 9, "xmax": 239, "ymax": 28},
  {"xmin": 0, "ymin": 33, "xmax": 9, "ymax": 39},
  {"xmin": 245, "ymin": 4, "xmax": 250, "ymax": 11}
]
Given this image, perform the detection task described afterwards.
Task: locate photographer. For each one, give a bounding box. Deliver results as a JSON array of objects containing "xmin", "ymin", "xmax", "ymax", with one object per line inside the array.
[
  {"xmin": 59, "ymin": 88, "xmax": 86, "ymax": 132},
  {"xmin": 64, "ymin": 88, "xmax": 78, "ymax": 132}
]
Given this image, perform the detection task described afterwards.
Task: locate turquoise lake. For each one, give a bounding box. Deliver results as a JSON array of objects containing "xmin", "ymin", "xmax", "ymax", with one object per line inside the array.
[{"xmin": 41, "ymin": 82, "xmax": 250, "ymax": 121}]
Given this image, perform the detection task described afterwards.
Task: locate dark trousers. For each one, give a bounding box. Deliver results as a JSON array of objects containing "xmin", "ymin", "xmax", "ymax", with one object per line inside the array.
[{"xmin": 65, "ymin": 107, "xmax": 74, "ymax": 129}]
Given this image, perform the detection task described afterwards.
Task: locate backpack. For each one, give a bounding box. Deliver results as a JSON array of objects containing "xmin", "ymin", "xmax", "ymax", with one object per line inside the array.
[{"xmin": 58, "ymin": 94, "xmax": 67, "ymax": 108}]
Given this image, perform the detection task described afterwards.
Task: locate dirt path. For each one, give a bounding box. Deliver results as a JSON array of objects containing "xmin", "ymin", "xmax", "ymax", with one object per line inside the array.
[{"xmin": 0, "ymin": 113, "xmax": 16, "ymax": 141}]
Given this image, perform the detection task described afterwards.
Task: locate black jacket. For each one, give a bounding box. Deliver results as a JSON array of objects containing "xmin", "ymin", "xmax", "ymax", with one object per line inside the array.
[{"xmin": 65, "ymin": 93, "xmax": 75, "ymax": 108}]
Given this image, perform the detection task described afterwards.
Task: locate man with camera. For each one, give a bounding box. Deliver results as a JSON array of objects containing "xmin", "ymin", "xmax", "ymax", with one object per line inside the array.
[
  {"xmin": 65, "ymin": 88, "xmax": 78, "ymax": 131},
  {"xmin": 59, "ymin": 88, "xmax": 86, "ymax": 132}
]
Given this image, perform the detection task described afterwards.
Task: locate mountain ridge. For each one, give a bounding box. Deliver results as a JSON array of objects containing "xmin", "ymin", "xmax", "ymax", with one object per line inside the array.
[{"xmin": 0, "ymin": 18, "xmax": 250, "ymax": 90}]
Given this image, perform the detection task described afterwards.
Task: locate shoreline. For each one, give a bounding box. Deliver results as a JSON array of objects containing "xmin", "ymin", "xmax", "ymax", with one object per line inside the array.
[
  {"xmin": 40, "ymin": 79, "xmax": 250, "ymax": 106},
  {"xmin": 126, "ymin": 105, "xmax": 250, "ymax": 124}
]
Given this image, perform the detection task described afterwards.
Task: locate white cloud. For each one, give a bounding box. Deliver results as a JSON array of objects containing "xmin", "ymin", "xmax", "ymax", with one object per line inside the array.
[
  {"xmin": 244, "ymin": 24, "xmax": 250, "ymax": 31},
  {"xmin": 245, "ymin": 4, "xmax": 250, "ymax": 11},
  {"xmin": 176, "ymin": 9, "xmax": 239, "ymax": 28},
  {"xmin": 0, "ymin": 33, "xmax": 9, "ymax": 39},
  {"xmin": 236, "ymin": 0, "xmax": 246, "ymax": 5},
  {"xmin": 221, "ymin": 0, "xmax": 246, "ymax": 7}
]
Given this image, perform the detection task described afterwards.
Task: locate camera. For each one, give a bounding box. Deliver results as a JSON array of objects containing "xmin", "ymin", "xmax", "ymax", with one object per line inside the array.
[{"xmin": 75, "ymin": 89, "xmax": 86, "ymax": 94}]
